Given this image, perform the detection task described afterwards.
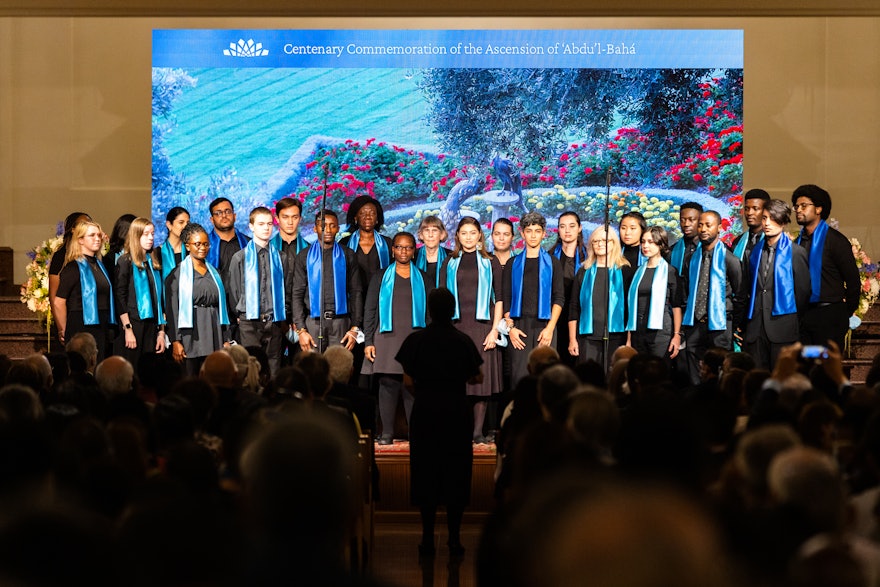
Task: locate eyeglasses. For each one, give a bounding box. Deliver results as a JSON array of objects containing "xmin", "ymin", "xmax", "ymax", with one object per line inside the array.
[
  {"xmin": 212, "ymin": 209, "xmax": 234, "ymax": 217},
  {"xmin": 393, "ymin": 245, "xmax": 415, "ymax": 251},
  {"xmin": 187, "ymin": 241, "xmax": 210, "ymax": 248},
  {"xmin": 794, "ymin": 203, "xmax": 814, "ymax": 210}
]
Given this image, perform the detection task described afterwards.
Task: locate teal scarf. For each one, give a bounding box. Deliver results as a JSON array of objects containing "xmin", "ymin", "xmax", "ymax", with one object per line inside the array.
[
  {"xmin": 270, "ymin": 233, "xmax": 308, "ymax": 255},
  {"xmin": 244, "ymin": 241, "xmax": 286, "ymax": 322},
  {"xmin": 76, "ymin": 257, "xmax": 116, "ymax": 325},
  {"xmin": 747, "ymin": 235, "xmax": 798, "ymax": 319},
  {"xmin": 734, "ymin": 231, "xmax": 764, "ymax": 261},
  {"xmin": 445, "ymin": 253, "xmax": 493, "ymax": 321},
  {"xmin": 626, "ymin": 259, "xmax": 669, "ymax": 331},
  {"xmin": 177, "ymin": 255, "xmax": 229, "ymax": 328},
  {"xmin": 379, "ymin": 263, "xmax": 426, "ymax": 332},
  {"xmin": 415, "ymin": 246, "xmax": 448, "ymax": 287},
  {"xmin": 132, "ymin": 260, "xmax": 165, "ymax": 325},
  {"xmin": 683, "ymin": 242, "xmax": 728, "ymax": 331},
  {"xmin": 509, "ymin": 249, "xmax": 553, "ymax": 320},
  {"xmin": 307, "ymin": 242, "xmax": 348, "ymax": 318},
  {"xmin": 577, "ymin": 265, "xmax": 625, "ymax": 335},
  {"xmin": 160, "ymin": 240, "xmax": 186, "ymax": 286},
  {"xmin": 797, "ymin": 219, "xmax": 829, "ymax": 304},
  {"xmin": 669, "ymin": 238, "xmax": 687, "ymax": 276},
  {"xmin": 348, "ymin": 231, "xmax": 390, "ymax": 269}
]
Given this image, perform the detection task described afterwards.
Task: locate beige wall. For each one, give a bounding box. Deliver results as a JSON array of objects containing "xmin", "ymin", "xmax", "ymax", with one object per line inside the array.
[{"xmin": 1, "ymin": 16, "xmax": 879, "ymax": 283}]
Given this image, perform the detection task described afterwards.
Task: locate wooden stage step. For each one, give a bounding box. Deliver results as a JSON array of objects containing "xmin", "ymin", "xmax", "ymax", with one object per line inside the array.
[{"xmin": 374, "ymin": 441, "xmax": 497, "ymax": 521}]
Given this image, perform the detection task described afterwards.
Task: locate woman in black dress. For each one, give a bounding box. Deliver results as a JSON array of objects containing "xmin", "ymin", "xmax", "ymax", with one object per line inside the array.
[
  {"xmin": 568, "ymin": 226, "xmax": 632, "ymax": 369},
  {"xmin": 165, "ymin": 223, "xmax": 230, "ymax": 376},
  {"xmin": 619, "ymin": 210, "xmax": 647, "ymax": 268},
  {"xmin": 625, "ymin": 226, "xmax": 684, "ymax": 360},
  {"xmin": 48, "ymin": 211, "xmax": 91, "ymax": 317},
  {"xmin": 439, "ymin": 217, "xmax": 504, "ymax": 443},
  {"xmin": 155, "ymin": 206, "xmax": 191, "ymax": 285},
  {"xmin": 114, "ymin": 217, "xmax": 167, "ymax": 369},
  {"xmin": 396, "ymin": 288, "xmax": 483, "ymax": 557},
  {"xmin": 54, "ymin": 220, "xmax": 116, "ymax": 361}
]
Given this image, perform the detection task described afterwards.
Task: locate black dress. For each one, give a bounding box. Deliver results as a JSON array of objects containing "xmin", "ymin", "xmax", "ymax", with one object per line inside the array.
[
  {"xmin": 396, "ymin": 322, "xmax": 483, "ymax": 506},
  {"xmin": 113, "ymin": 254, "xmax": 163, "ymax": 369}
]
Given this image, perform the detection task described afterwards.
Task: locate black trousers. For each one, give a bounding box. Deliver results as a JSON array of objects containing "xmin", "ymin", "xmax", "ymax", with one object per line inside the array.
[{"xmin": 239, "ymin": 318, "xmax": 285, "ymax": 377}]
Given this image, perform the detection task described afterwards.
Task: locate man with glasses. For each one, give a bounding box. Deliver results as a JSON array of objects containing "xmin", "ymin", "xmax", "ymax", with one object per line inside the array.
[
  {"xmin": 792, "ymin": 184, "xmax": 860, "ymax": 351},
  {"xmin": 207, "ymin": 197, "xmax": 250, "ymax": 279},
  {"xmin": 363, "ymin": 232, "xmax": 432, "ymax": 444},
  {"xmin": 290, "ymin": 210, "xmax": 363, "ymax": 354}
]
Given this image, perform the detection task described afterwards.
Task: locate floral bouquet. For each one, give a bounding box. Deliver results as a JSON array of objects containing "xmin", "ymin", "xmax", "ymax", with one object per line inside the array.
[
  {"xmin": 851, "ymin": 237, "xmax": 880, "ymax": 321},
  {"xmin": 20, "ymin": 221, "xmax": 63, "ymax": 349}
]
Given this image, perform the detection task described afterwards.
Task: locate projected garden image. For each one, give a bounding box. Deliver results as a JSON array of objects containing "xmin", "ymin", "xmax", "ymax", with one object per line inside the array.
[{"xmin": 152, "ymin": 65, "xmax": 743, "ymax": 248}]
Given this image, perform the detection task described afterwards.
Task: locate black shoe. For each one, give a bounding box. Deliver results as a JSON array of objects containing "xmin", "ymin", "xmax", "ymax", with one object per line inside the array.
[
  {"xmin": 485, "ymin": 431, "xmax": 496, "ymax": 443},
  {"xmin": 448, "ymin": 541, "xmax": 465, "ymax": 557},
  {"xmin": 473, "ymin": 435, "xmax": 488, "ymax": 445},
  {"xmin": 378, "ymin": 435, "xmax": 393, "ymax": 445},
  {"xmin": 418, "ymin": 543, "xmax": 436, "ymax": 557}
]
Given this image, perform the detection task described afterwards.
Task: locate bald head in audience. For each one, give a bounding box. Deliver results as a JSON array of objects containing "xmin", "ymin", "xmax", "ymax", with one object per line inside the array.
[
  {"xmin": 95, "ymin": 356, "xmax": 134, "ymax": 396},
  {"xmin": 200, "ymin": 351, "xmax": 238, "ymax": 390}
]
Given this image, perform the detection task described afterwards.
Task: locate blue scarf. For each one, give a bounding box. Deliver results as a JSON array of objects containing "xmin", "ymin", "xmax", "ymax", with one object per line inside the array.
[
  {"xmin": 75, "ymin": 257, "xmax": 116, "ymax": 325},
  {"xmin": 577, "ymin": 265, "xmax": 625, "ymax": 335},
  {"xmin": 510, "ymin": 249, "xmax": 554, "ymax": 320},
  {"xmin": 307, "ymin": 242, "xmax": 348, "ymax": 318},
  {"xmin": 552, "ymin": 242, "xmax": 587, "ymax": 268},
  {"xmin": 445, "ymin": 253, "xmax": 494, "ymax": 321},
  {"xmin": 747, "ymin": 235, "xmax": 798, "ymax": 319},
  {"xmin": 683, "ymin": 242, "xmax": 728, "ymax": 331},
  {"xmin": 734, "ymin": 231, "xmax": 764, "ymax": 261},
  {"xmin": 207, "ymin": 229, "xmax": 249, "ymax": 268},
  {"xmin": 244, "ymin": 241, "xmax": 286, "ymax": 322},
  {"xmin": 669, "ymin": 238, "xmax": 687, "ymax": 276},
  {"xmin": 131, "ymin": 260, "xmax": 165, "ymax": 324},
  {"xmin": 177, "ymin": 255, "xmax": 229, "ymax": 328},
  {"xmin": 415, "ymin": 246, "xmax": 448, "ymax": 287},
  {"xmin": 379, "ymin": 263, "xmax": 427, "ymax": 332},
  {"xmin": 270, "ymin": 233, "xmax": 308, "ymax": 255},
  {"xmin": 626, "ymin": 259, "xmax": 669, "ymax": 331},
  {"xmin": 160, "ymin": 240, "xmax": 186, "ymax": 286},
  {"xmin": 347, "ymin": 231, "xmax": 390, "ymax": 269},
  {"xmin": 797, "ymin": 219, "xmax": 829, "ymax": 303}
]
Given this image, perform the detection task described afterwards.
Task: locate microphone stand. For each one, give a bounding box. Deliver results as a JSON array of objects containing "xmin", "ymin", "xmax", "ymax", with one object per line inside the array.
[
  {"xmin": 318, "ymin": 163, "xmax": 329, "ymax": 352},
  {"xmin": 602, "ymin": 167, "xmax": 612, "ymax": 373}
]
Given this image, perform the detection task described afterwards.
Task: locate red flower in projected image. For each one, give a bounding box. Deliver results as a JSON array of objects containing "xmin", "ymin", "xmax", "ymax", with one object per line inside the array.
[{"xmin": 306, "ymin": 161, "xmax": 317, "ymax": 170}]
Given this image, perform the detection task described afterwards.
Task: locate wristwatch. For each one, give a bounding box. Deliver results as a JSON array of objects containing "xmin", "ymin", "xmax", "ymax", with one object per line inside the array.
[{"xmin": 124, "ymin": 323, "xmax": 133, "ymax": 330}]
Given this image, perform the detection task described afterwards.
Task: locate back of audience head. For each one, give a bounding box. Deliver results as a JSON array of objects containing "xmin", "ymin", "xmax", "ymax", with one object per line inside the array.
[
  {"xmin": 225, "ymin": 345, "xmax": 261, "ymax": 393},
  {"xmin": 294, "ymin": 352, "xmax": 331, "ymax": 399},
  {"xmin": 527, "ymin": 346, "xmax": 560, "ymax": 376},
  {"xmin": 66, "ymin": 332, "xmax": 98, "ymax": 373},
  {"xmin": 95, "ymin": 356, "xmax": 134, "ymax": 397},
  {"xmin": 324, "ymin": 345, "xmax": 354, "ymax": 385},
  {"xmin": 0, "ymin": 384, "xmax": 44, "ymax": 424},
  {"xmin": 768, "ymin": 445, "xmax": 846, "ymax": 534},
  {"xmin": 734, "ymin": 424, "xmax": 801, "ymax": 503},
  {"xmin": 574, "ymin": 359, "xmax": 607, "ymax": 389},
  {"xmin": 566, "ymin": 387, "xmax": 620, "ymax": 462},
  {"xmin": 497, "ymin": 474, "xmax": 735, "ymax": 587},
  {"xmin": 538, "ymin": 364, "xmax": 580, "ymax": 422},
  {"xmin": 266, "ymin": 366, "xmax": 311, "ymax": 404},
  {"xmin": 724, "ymin": 351, "xmax": 756, "ymax": 374},
  {"xmin": 625, "ymin": 354, "xmax": 671, "ymax": 397},
  {"xmin": 199, "ymin": 351, "xmax": 238, "ymax": 390},
  {"xmin": 610, "ymin": 345, "xmax": 637, "ymax": 368},
  {"xmin": 239, "ymin": 410, "xmax": 356, "ymax": 567},
  {"xmin": 427, "ymin": 287, "xmax": 456, "ymax": 323},
  {"xmin": 700, "ymin": 348, "xmax": 727, "ymax": 382}
]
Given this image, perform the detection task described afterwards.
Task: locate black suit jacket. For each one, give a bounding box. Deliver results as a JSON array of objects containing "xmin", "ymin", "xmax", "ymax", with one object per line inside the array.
[{"xmin": 737, "ymin": 241, "xmax": 811, "ymax": 343}]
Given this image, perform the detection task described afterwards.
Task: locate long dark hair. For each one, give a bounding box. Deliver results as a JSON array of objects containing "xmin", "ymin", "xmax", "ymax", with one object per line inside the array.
[{"xmin": 552, "ymin": 210, "xmax": 587, "ymax": 259}]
